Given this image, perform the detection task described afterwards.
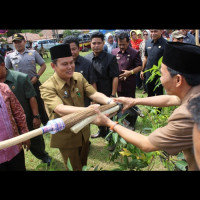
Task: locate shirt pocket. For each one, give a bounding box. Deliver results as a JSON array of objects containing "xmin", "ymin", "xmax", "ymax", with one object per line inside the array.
[
  {"xmin": 11, "ymin": 58, "xmax": 20, "ymax": 68},
  {"xmin": 27, "ymin": 56, "xmax": 36, "ymax": 65}
]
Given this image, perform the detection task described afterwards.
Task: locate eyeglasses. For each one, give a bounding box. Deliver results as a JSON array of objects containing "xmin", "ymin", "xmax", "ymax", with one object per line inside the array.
[
  {"xmin": 177, "ymin": 37, "xmax": 183, "ymax": 40},
  {"xmin": 143, "ymin": 34, "xmax": 148, "ymax": 36}
]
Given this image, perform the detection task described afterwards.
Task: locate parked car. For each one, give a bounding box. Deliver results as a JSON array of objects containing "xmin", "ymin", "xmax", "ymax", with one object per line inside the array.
[
  {"xmin": 78, "ymin": 34, "xmax": 91, "ymax": 42},
  {"xmin": 77, "ymin": 34, "xmax": 91, "ymax": 51},
  {"xmin": 32, "ymin": 39, "xmax": 60, "ymax": 50}
]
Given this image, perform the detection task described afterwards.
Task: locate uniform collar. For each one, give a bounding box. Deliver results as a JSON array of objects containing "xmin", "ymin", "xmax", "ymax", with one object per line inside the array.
[
  {"xmin": 5, "ymin": 69, "xmax": 14, "ymax": 84},
  {"xmin": 92, "ymin": 50, "xmax": 105, "ymax": 60},
  {"xmin": 14, "ymin": 48, "xmax": 28, "ymax": 55},
  {"xmin": 182, "ymin": 85, "xmax": 200, "ymax": 104},
  {"xmin": 151, "ymin": 36, "xmax": 163, "ymax": 44},
  {"xmin": 118, "ymin": 45, "xmax": 131, "ymax": 54}
]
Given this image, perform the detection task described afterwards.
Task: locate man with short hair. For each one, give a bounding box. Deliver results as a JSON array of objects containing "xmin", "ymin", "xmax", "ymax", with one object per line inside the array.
[
  {"xmin": 112, "ymin": 32, "xmax": 142, "ymax": 129},
  {"xmin": 84, "ymin": 31, "xmax": 119, "ymax": 138},
  {"xmin": 92, "ymin": 42, "xmax": 200, "ymax": 170},
  {"xmin": 5, "ymin": 33, "xmax": 49, "ymax": 125},
  {"xmin": 40, "ymin": 44, "xmax": 115, "ymax": 171},
  {"xmin": 5, "ymin": 33, "xmax": 51, "ymax": 165},
  {"xmin": 62, "ymin": 35, "xmax": 97, "ymax": 107},
  {"xmin": 140, "ymin": 29, "xmax": 167, "ymax": 97}
]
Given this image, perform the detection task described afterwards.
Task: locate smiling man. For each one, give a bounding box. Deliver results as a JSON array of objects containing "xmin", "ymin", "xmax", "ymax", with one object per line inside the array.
[
  {"xmin": 40, "ymin": 44, "xmax": 114, "ymax": 171},
  {"xmin": 92, "ymin": 42, "xmax": 200, "ymax": 171}
]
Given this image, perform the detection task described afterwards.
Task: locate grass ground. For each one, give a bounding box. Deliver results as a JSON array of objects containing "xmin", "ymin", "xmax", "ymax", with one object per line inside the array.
[{"xmin": 24, "ymin": 50, "xmax": 167, "ymax": 171}]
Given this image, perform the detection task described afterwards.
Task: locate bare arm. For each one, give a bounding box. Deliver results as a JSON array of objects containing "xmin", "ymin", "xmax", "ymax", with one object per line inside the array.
[
  {"xmin": 29, "ymin": 96, "xmax": 41, "ymax": 129},
  {"xmin": 31, "ymin": 63, "xmax": 47, "ymax": 84},
  {"xmin": 92, "ymin": 106, "xmax": 158, "ymax": 152},
  {"xmin": 89, "ymin": 91, "xmax": 113, "ymax": 105},
  {"xmin": 54, "ymin": 104, "xmax": 87, "ymax": 117},
  {"xmin": 37, "ymin": 63, "xmax": 47, "ymax": 77},
  {"xmin": 113, "ymin": 95, "xmax": 181, "ymax": 112},
  {"xmin": 140, "ymin": 56, "xmax": 147, "ymax": 80},
  {"xmin": 111, "ymin": 77, "xmax": 118, "ymax": 96}
]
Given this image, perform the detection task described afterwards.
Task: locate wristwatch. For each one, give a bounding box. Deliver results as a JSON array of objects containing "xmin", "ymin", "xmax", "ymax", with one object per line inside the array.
[
  {"xmin": 33, "ymin": 114, "xmax": 40, "ymax": 119},
  {"xmin": 35, "ymin": 74, "xmax": 40, "ymax": 79}
]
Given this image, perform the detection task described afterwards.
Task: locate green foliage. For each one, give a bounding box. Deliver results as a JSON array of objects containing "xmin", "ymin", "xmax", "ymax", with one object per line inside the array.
[
  {"xmin": 144, "ymin": 56, "xmax": 163, "ymax": 92},
  {"xmin": 106, "ymin": 106, "xmax": 188, "ymax": 171}
]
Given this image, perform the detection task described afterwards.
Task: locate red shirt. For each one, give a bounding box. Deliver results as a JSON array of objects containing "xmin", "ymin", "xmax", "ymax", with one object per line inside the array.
[{"xmin": 130, "ymin": 38, "xmax": 143, "ymax": 50}]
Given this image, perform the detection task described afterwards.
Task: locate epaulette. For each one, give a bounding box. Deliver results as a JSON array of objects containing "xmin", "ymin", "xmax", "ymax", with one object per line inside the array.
[{"xmin": 5, "ymin": 50, "xmax": 14, "ymax": 56}]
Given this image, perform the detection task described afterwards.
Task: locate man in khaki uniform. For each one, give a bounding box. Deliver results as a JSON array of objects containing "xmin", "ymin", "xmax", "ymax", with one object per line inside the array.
[
  {"xmin": 40, "ymin": 44, "xmax": 114, "ymax": 171},
  {"xmin": 92, "ymin": 42, "xmax": 200, "ymax": 170}
]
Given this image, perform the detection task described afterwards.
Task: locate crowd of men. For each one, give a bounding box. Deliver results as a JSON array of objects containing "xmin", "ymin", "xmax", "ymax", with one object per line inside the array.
[{"xmin": 0, "ymin": 29, "xmax": 200, "ymax": 171}]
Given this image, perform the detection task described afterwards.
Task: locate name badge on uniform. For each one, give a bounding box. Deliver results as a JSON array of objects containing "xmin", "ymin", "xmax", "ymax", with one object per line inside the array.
[
  {"xmin": 28, "ymin": 52, "xmax": 33, "ymax": 56},
  {"xmin": 75, "ymin": 88, "xmax": 81, "ymax": 97},
  {"xmin": 147, "ymin": 47, "xmax": 151, "ymax": 49},
  {"xmin": 63, "ymin": 90, "xmax": 69, "ymax": 98}
]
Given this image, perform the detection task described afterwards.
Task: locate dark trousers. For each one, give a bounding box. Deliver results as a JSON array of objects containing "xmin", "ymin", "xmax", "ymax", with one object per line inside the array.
[
  {"xmin": 146, "ymin": 79, "xmax": 163, "ymax": 97},
  {"xmin": 0, "ymin": 150, "xmax": 26, "ymax": 171},
  {"xmin": 143, "ymin": 73, "xmax": 147, "ymax": 92},
  {"xmin": 30, "ymin": 135, "xmax": 49, "ymax": 160},
  {"xmin": 98, "ymin": 126, "xmax": 109, "ymax": 137},
  {"xmin": 136, "ymin": 71, "xmax": 142, "ymax": 88},
  {"xmin": 31, "ymin": 80, "xmax": 49, "ymax": 160},
  {"xmin": 33, "ymin": 80, "xmax": 49, "ymax": 125}
]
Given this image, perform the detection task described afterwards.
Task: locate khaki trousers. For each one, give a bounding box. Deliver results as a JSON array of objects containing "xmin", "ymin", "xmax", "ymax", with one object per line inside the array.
[{"xmin": 59, "ymin": 137, "xmax": 90, "ymax": 171}]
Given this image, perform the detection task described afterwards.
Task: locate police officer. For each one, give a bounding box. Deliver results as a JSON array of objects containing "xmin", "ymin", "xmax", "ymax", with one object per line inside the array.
[{"xmin": 5, "ymin": 33, "xmax": 51, "ymax": 165}]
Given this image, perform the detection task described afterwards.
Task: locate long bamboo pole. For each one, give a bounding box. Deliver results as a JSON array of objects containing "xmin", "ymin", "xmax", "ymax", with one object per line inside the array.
[{"xmin": 0, "ymin": 103, "xmax": 118, "ymax": 150}]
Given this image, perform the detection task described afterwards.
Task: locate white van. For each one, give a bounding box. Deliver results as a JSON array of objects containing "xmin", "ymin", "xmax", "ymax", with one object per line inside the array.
[{"xmin": 32, "ymin": 39, "xmax": 59, "ymax": 50}]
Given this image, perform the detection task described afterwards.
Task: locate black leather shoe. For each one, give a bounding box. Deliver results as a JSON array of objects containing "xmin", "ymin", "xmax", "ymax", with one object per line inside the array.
[
  {"xmin": 91, "ymin": 131, "xmax": 106, "ymax": 138},
  {"xmin": 42, "ymin": 156, "xmax": 52, "ymax": 166}
]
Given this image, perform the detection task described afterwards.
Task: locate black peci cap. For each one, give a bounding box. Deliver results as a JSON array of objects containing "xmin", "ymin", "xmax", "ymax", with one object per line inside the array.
[
  {"xmin": 50, "ymin": 44, "xmax": 72, "ymax": 60},
  {"xmin": 162, "ymin": 42, "xmax": 200, "ymax": 74}
]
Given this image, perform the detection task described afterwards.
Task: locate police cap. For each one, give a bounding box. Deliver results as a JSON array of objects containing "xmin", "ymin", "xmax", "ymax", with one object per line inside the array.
[{"xmin": 12, "ymin": 33, "xmax": 25, "ymax": 42}]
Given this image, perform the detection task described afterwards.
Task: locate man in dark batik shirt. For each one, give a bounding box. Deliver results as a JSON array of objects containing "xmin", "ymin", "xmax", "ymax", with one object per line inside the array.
[
  {"xmin": 112, "ymin": 32, "xmax": 142, "ymax": 129},
  {"xmin": 112, "ymin": 32, "xmax": 142, "ymax": 98}
]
